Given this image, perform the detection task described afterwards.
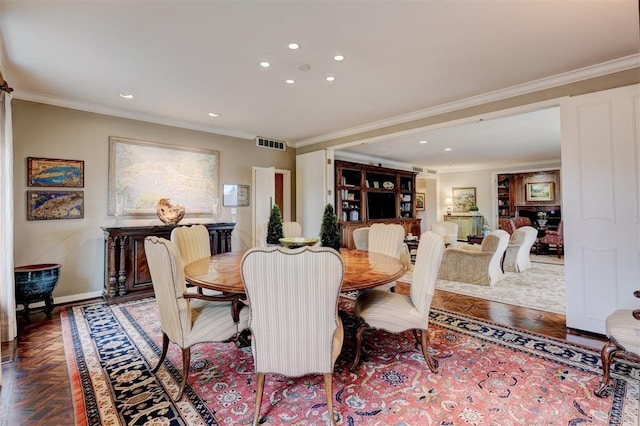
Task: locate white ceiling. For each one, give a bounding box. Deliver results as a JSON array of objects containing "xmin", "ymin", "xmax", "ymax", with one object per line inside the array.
[{"xmin": 0, "ymin": 0, "xmax": 638, "ymax": 170}]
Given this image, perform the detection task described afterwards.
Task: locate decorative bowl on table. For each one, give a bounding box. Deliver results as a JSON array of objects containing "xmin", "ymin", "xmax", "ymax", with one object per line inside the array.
[{"xmin": 279, "ymin": 237, "xmax": 319, "ymax": 249}]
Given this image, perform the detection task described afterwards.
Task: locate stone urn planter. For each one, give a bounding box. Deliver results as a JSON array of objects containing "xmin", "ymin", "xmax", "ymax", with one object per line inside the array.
[{"xmin": 14, "ymin": 263, "xmax": 62, "ymax": 321}]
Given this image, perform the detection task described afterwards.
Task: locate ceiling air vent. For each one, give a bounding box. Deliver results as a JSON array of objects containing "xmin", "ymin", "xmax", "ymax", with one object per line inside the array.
[
  {"xmin": 255, "ymin": 136, "xmax": 286, "ymax": 151},
  {"xmin": 412, "ymin": 166, "xmax": 424, "ymax": 173}
]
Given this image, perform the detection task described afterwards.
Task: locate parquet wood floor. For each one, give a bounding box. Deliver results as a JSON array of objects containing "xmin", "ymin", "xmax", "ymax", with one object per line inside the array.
[{"xmin": 0, "ymin": 291, "xmax": 604, "ymax": 425}]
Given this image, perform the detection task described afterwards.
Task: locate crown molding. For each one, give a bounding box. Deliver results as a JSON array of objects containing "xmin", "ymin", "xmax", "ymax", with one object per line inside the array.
[
  {"xmin": 293, "ymin": 54, "xmax": 640, "ymax": 148},
  {"xmin": 12, "ymin": 90, "xmax": 258, "ymax": 141}
]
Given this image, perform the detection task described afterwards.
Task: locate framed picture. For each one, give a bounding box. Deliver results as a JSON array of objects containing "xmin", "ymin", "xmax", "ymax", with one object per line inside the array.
[
  {"xmin": 108, "ymin": 137, "xmax": 219, "ymax": 216},
  {"xmin": 526, "ymin": 182, "xmax": 554, "ymax": 201},
  {"xmin": 27, "ymin": 157, "xmax": 84, "ymax": 187},
  {"xmin": 222, "ymin": 184, "xmax": 250, "ymax": 207},
  {"xmin": 452, "ymin": 187, "xmax": 476, "ymax": 212},
  {"xmin": 415, "ymin": 193, "xmax": 425, "ymax": 210},
  {"xmin": 27, "ymin": 190, "xmax": 84, "ymax": 220}
]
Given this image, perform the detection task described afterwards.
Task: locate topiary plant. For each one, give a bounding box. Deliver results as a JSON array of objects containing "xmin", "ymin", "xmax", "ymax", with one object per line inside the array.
[
  {"xmin": 320, "ymin": 203, "xmax": 341, "ymax": 250},
  {"xmin": 266, "ymin": 204, "xmax": 284, "ymax": 244}
]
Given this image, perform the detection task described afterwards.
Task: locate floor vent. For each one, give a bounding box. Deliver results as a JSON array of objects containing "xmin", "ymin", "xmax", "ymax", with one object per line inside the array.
[{"xmin": 255, "ymin": 137, "xmax": 287, "ymax": 151}]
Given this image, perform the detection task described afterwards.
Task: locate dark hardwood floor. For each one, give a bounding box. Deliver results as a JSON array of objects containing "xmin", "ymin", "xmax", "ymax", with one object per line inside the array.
[{"xmin": 0, "ymin": 291, "xmax": 604, "ymax": 425}]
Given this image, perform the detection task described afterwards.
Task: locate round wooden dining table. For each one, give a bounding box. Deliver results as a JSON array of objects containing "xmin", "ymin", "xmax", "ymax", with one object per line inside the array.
[{"xmin": 184, "ymin": 248, "xmax": 407, "ymax": 296}]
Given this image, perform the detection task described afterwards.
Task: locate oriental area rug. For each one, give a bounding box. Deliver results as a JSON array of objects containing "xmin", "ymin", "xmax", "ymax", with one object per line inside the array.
[{"xmin": 62, "ymin": 298, "xmax": 639, "ymax": 425}]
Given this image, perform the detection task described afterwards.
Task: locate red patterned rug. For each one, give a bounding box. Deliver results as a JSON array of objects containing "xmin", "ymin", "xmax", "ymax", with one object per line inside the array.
[{"xmin": 62, "ymin": 298, "xmax": 639, "ymax": 425}]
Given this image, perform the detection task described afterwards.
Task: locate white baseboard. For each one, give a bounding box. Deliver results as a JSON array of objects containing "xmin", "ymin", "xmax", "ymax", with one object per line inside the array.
[{"xmin": 16, "ymin": 291, "xmax": 104, "ymax": 311}]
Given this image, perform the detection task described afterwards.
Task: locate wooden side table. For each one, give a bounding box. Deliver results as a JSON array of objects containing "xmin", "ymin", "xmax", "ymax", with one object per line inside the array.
[{"xmin": 466, "ymin": 235, "xmax": 484, "ymax": 245}]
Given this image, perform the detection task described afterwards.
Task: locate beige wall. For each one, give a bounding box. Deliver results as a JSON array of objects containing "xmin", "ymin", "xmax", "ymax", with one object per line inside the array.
[{"xmin": 12, "ymin": 100, "xmax": 296, "ymax": 300}]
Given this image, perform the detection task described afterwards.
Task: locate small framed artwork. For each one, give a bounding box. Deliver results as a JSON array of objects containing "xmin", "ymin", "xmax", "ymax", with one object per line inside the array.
[
  {"xmin": 526, "ymin": 182, "xmax": 554, "ymax": 201},
  {"xmin": 223, "ymin": 184, "xmax": 250, "ymax": 207},
  {"xmin": 27, "ymin": 157, "xmax": 84, "ymax": 187},
  {"xmin": 27, "ymin": 190, "xmax": 84, "ymax": 220},
  {"xmin": 415, "ymin": 193, "xmax": 425, "ymax": 210},
  {"xmin": 452, "ymin": 187, "xmax": 476, "ymax": 212}
]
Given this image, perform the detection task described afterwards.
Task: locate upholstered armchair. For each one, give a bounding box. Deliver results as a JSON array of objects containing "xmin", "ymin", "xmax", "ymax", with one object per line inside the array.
[
  {"xmin": 282, "ymin": 221, "xmax": 302, "ymax": 238},
  {"xmin": 503, "ymin": 226, "xmax": 538, "ymax": 272},
  {"xmin": 595, "ymin": 290, "xmax": 640, "ymax": 397},
  {"xmin": 511, "ymin": 216, "xmax": 532, "ymax": 229},
  {"xmin": 241, "ymin": 246, "xmax": 344, "ymax": 426},
  {"xmin": 368, "ymin": 223, "xmax": 408, "ymax": 291},
  {"xmin": 351, "ymin": 231, "xmax": 445, "ymax": 372},
  {"xmin": 437, "ymin": 229, "xmax": 510, "ymax": 286},
  {"xmin": 538, "ymin": 220, "xmax": 564, "ymax": 257},
  {"xmin": 353, "ymin": 226, "xmax": 370, "ymax": 250},
  {"xmin": 144, "ymin": 236, "xmax": 250, "ymax": 400},
  {"xmin": 432, "ymin": 221, "xmax": 459, "ymax": 247},
  {"xmin": 498, "ymin": 217, "xmax": 516, "ymax": 235},
  {"xmin": 171, "ymin": 224, "xmax": 221, "ymax": 296}
]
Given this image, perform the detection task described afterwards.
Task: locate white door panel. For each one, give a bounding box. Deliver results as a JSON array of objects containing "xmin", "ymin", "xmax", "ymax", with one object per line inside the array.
[
  {"xmin": 252, "ymin": 166, "xmax": 275, "ymax": 247},
  {"xmin": 561, "ymin": 83, "xmax": 640, "ymax": 333}
]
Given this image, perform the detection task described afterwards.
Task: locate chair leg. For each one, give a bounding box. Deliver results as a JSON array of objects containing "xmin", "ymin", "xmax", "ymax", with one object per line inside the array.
[
  {"xmin": 152, "ymin": 333, "xmax": 170, "ymax": 373},
  {"xmin": 595, "ymin": 339, "xmax": 619, "ymax": 397},
  {"xmin": 253, "ymin": 373, "xmax": 265, "ymax": 426},
  {"xmin": 176, "ymin": 347, "xmax": 191, "ymax": 401},
  {"xmin": 350, "ymin": 322, "xmax": 369, "ymax": 372},
  {"xmin": 420, "ymin": 329, "xmax": 438, "ymax": 374},
  {"xmin": 324, "ymin": 373, "xmax": 337, "ymax": 426}
]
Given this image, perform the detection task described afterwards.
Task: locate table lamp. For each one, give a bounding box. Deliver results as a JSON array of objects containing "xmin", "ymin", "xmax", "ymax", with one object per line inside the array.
[{"xmin": 445, "ymin": 198, "xmax": 453, "ymax": 215}]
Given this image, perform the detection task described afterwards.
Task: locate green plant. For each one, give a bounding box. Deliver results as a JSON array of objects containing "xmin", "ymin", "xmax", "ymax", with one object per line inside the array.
[
  {"xmin": 469, "ymin": 205, "xmax": 479, "ymax": 212},
  {"xmin": 537, "ymin": 211, "xmax": 548, "ymax": 220},
  {"xmin": 266, "ymin": 204, "xmax": 284, "ymax": 244},
  {"xmin": 320, "ymin": 203, "xmax": 341, "ymax": 250}
]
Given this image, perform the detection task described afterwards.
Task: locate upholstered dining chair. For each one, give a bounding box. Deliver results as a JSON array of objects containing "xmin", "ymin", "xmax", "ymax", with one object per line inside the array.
[
  {"xmin": 432, "ymin": 221, "xmax": 459, "ymax": 247},
  {"xmin": 241, "ymin": 246, "xmax": 344, "ymax": 426},
  {"xmin": 595, "ymin": 290, "xmax": 640, "ymax": 397},
  {"xmin": 437, "ymin": 229, "xmax": 510, "ymax": 286},
  {"xmin": 503, "ymin": 226, "xmax": 538, "ymax": 272},
  {"xmin": 537, "ymin": 220, "xmax": 564, "ymax": 258},
  {"xmin": 353, "ymin": 226, "xmax": 370, "ymax": 250},
  {"xmin": 170, "ymin": 224, "xmax": 221, "ymax": 296},
  {"xmin": 511, "ymin": 216, "xmax": 532, "ymax": 229},
  {"xmin": 144, "ymin": 236, "xmax": 250, "ymax": 400},
  {"xmin": 282, "ymin": 221, "xmax": 302, "ymax": 238},
  {"xmin": 368, "ymin": 223, "xmax": 408, "ymax": 290},
  {"xmin": 351, "ymin": 231, "xmax": 445, "ymax": 373}
]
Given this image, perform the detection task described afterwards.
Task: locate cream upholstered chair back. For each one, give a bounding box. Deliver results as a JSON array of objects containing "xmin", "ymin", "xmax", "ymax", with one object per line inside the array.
[
  {"xmin": 170, "ymin": 224, "xmax": 211, "ymax": 266},
  {"xmin": 512, "ymin": 216, "xmax": 532, "ymax": 229},
  {"xmin": 282, "ymin": 221, "xmax": 303, "ymax": 238},
  {"xmin": 368, "ymin": 223, "xmax": 405, "ymax": 258},
  {"xmin": 410, "ymin": 231, "xmax": 445, "ymax": 317},
  {"xmin": 432, "ymin": 221, "xmax": 459, "ymax": 247},
  {"xmin": 482, "ymin": 229, "xmax": 510, "ymax": 279},
  {"xmin": 353, "ymin": 226, "xmax": 370, "ymax": 250},
  {"xmin": 241, "ymin": 246, "xmax": 344, "ymax": 376},
  {"xmin": 503, "ymin": 226, "xmax": 538, "ymax": 272},
  {"xmin": 145, "ymin": 236, "xmax": 250, "ymax": 400}
]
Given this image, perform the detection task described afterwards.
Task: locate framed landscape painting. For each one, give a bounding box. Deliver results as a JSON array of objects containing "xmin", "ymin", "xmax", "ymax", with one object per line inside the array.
[
  {"xmin": 415, "ymin": 193, "xmax": 425, "ymax": 210},
  {"xmin": 452, "ymin": 187, "xmax": 476, "ymax": 212},
  {"xmin": 27, "ymin": 157, "xmax": 84, "ymax": 187},
  {"xmin": 108, "ymin": 137, "xmax": 219, "ymax": 216},
  {"xmin": 526, "ymin": 182, "xmax": 554, "ymax": 201}
]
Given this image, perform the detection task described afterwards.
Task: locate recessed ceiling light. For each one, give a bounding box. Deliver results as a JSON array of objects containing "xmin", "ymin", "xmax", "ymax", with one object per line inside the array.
[
  {"xmin": 286, "ymin": 79, "xmax": 295, "ymax": 84},
  {"xmin": 208, "ymin": 112, "xmax": 220, "ymax": 117},
  {"xmin": 260, "ymin": 61, "xmax": 271, "ymax": 68},
  {"xmin": 119, "ymin": 93, "xmax": 133, "ymax": 99},
  {"xmin": 334, "ymin": 55, "xmax": 345, "ymax": 61},
  {"xmin": 326, "ymin": 76, "xmax": 335, "ymax": 82},
  {"xmin": 419, "ymin": 140, "xmax": 428, "ymax": 144},
  {"xmin": 288, "ymin": 43, "xmax": 299, "ymax": 50},
  {"xmin": 444, "ymin": 148, "xmax": 452, "ymax": 151}
]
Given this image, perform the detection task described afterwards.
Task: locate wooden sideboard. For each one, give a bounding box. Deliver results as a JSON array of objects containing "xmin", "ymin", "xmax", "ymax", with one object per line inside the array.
[
  {"xmin": 102, "ymin": 223, "xmax": 235, "ymax": 304},
  {"xmin": 444, "ymin": 215, "xmax": 483, "ymax": 241}
]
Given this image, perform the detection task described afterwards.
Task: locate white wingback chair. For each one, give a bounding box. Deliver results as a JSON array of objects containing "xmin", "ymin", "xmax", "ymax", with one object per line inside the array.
[
  {"xmin": 351, "ymin": 231, "xmax": 445, "ymax": 372},
  {"xmin": 368, "ymin": 223, "xmax": 407, "ymax": 290},
  {"xmin": 144, "ymin": 236, "xmax": 250, "ymax": 400},
  {"xmin": 171, "ymin": 224, "xmax": 221, "ymax": 296},
  {"xmin": 282, "ymin": 221, "xmax": 302, "ymax": 238},
  {"xmin": 503, "ymin": 226, "xmax": 538, "ymax": 272},
  {"xmin": 438, "ymin": 230, "xmax": 510, "ymax": 286},
  {"xmin": 241, "ymin": 246, "xmax": 344, "ymax": 426},
  {"xmin": 432, "ymin": 221, "xmax": 459, "ymax": 247},
  {"xmin": 353, "ymin": 226, "xmax": 370, "ymax": 250}
]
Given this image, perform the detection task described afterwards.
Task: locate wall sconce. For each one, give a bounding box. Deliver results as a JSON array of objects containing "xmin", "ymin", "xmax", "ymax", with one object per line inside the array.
[{"xmin": 444, "ymin": 197, "xmax": 453, "ymax": 216}]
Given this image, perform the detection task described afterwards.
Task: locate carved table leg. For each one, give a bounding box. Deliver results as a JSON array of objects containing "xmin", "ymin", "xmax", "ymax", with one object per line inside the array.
[
  {"xmin": 107, "ymin": 236, "xmax": 118, "ymax": 299},
  {"xmin": 44, "ymin": 294, "xmax": 55, "ymax": 318},
  {"xmin": 595, "ymin": 339, "xmax": 619, "ymax": 397},
  {"xmin": 117, "ymin": 236, "xmax": 128, "ymax": 296}
]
